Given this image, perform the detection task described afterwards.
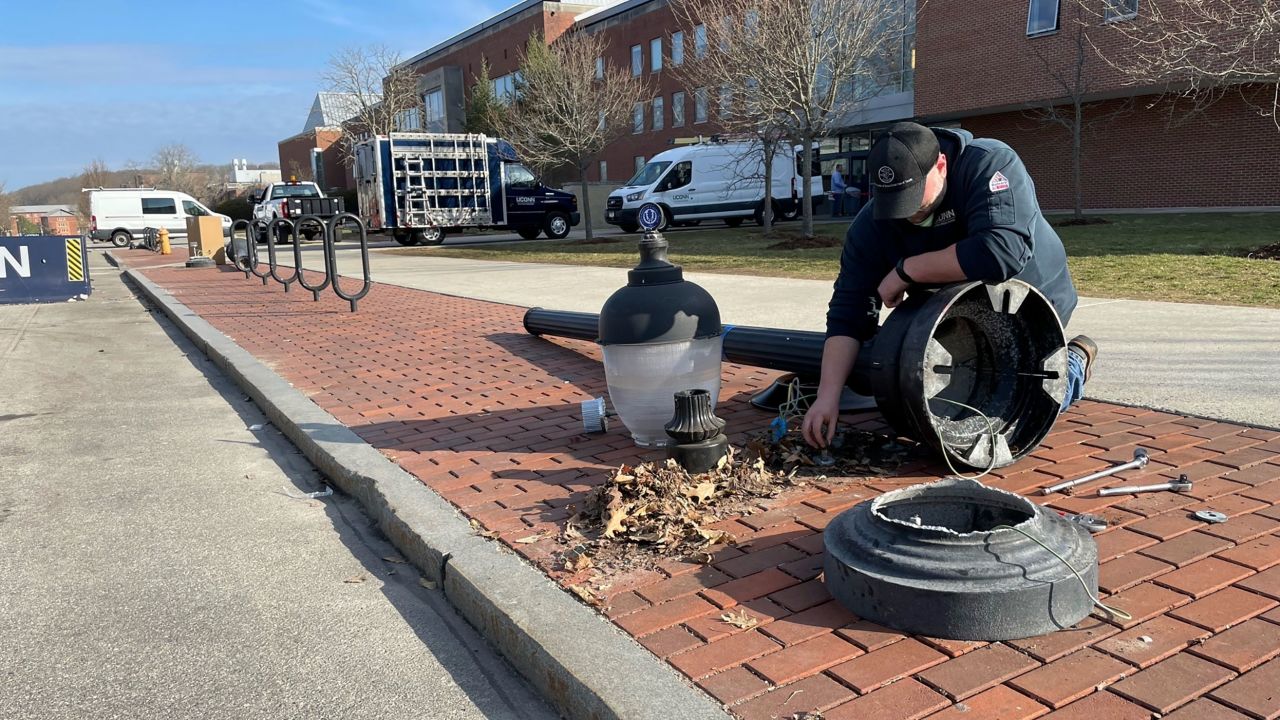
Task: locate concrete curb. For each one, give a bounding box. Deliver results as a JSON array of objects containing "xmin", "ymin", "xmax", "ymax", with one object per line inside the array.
[{"xmin": 116, "ymin": 260, "xmax": 729, "ymax": 720}]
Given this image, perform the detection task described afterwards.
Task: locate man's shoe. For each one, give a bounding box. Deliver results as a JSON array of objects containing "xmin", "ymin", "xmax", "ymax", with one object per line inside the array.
[{"xmin": 1068, "ymin": 335, "xmax": 1098, "ymax": 383}]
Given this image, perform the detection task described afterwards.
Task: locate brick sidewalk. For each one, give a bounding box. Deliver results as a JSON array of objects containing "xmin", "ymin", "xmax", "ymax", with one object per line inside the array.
[{"xmin": 127, "ymin": 251, "xmax": 1280, "ymax": 720}]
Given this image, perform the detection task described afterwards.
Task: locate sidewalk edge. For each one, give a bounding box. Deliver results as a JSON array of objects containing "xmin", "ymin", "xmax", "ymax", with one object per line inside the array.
[{"xmin": 119, "ymin": 264, "xmax": 729, "ymax": 720}]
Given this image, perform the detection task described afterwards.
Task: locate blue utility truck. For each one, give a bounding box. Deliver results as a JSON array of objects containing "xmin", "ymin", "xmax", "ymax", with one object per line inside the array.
[{"xmin": 354, "ymin": 133, "xmax": 580, "ymax": 245}]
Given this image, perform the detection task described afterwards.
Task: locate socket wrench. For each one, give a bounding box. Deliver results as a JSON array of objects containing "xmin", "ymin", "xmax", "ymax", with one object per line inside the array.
[
  {"xmin": 1040, "ymin": 448, "xmax": 1150, "ymax": 495},
  {"xmin": 1097, "ymin": 474, "xmax": 1193, "ymax": 497}
]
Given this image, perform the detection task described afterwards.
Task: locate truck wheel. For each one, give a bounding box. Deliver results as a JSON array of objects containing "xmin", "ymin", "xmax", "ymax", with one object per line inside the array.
[
  {"xmin": 619, "ymin": 222, "xmax": 640, "ymax": 234},
  {"xmin": 516, "ymin": 226, "xmax": 541, "ymax": 240},
  {"xmin": 754, "ymin": 201, "xmax": 783, "ymax": 226},
  {"xmin": 415, "ymin": 227, "xmax": 445, "ymax": 246},
  {"xmin": 393, "ymin": 231, "xmax": 414, "ymax": 246},
  {"xmin": 724, "ymin": 218, "xmax": 744, "ymax": 228},
  {"xmin": 544, "ymin": 212, "xmax": 571, "ymax": 239},
  {"xmin": 781, "ymin": 203, "xmax": 800, "ymax": 220},
  {"xmin": 110, "ymin": 230, "xmax": 131, "ymax": 248}
]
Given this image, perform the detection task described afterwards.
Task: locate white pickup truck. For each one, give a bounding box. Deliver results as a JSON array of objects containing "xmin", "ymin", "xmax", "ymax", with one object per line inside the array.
[{"xmin": 249, "ymin": 180, "xmax": 344, "ymax": 242}]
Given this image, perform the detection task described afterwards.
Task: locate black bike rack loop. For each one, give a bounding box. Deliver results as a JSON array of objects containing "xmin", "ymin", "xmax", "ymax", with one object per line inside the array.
[
  {"xmin": 292, "ymin": 214, "xmax": 333, "ymax": 301},
  {"xmin": 245, "ymin": 220, "xmax": 272, "ymax": 285},
  {"xmin": 265, "ymin": 218, "xmax": 299, "ymax": 291},
  {"xmin": 325, "ymin": 212, "xmax": 372, "ymax": 312},
  {"xmin": 229, "ymin": 219, "xmax": 256, "ymax": 278}
]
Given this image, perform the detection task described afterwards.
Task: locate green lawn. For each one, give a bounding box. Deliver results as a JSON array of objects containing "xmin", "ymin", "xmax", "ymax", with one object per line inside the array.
[{"xmin": 391, "ymin": 213, "xmax": 1280, "ymax": 307}]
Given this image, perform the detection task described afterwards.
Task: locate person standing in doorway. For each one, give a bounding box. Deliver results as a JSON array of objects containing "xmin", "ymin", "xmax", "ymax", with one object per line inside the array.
[{"xmin": 830, "ymin": 163, "xmax": 847, "ymax": 217}]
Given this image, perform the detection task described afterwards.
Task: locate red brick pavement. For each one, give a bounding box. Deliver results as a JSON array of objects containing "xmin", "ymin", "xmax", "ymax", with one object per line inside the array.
[{"xmin": 131, "ymin": 256, "xmax": 1280, "ymax": 720}]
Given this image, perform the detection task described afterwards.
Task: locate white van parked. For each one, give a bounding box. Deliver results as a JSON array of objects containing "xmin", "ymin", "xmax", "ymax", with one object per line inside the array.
[
  {"xmin": 86, "ymin": 188, "xmax": 231, "ymax": 247},
  {"xmin": 604, "ymin": 137, "xmax": 824, "ymax": 232}
]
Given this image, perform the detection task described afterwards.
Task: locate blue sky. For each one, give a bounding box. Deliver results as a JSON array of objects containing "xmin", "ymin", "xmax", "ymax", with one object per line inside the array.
[{"xmin": 0, "ymin": 0, "xmax": 501, "ymax": 190}]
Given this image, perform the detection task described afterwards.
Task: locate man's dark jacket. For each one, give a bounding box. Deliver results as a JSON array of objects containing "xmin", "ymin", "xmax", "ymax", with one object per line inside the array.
[{"xmin": 826, "ymin": 128, "xmax": 1078, "ymax": 342}]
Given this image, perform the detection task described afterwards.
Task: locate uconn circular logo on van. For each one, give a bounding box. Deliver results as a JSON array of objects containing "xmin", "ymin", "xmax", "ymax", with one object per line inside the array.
[{"xmin": 638, "ymin": 203, "xmax": 664, "ymax": 231}]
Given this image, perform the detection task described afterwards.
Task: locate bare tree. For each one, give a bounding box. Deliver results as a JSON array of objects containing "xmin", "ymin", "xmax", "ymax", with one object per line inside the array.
[
  {"xmin": 674, "ymin": 0, "xmax": 913, "ymax": 239},
  {"xmin": 502, "ymin": 32, "xmax": 647, "ymax": 241},
  {"xmin": 1095, "ymin": 0, "xmax": 1280, "ymax": 128},
  {"xmin": 1024, "ymin": 2, "xmax": 1132, "ymax": 220},
  {"xmin": 464, "ymin": 58, "xmax": 503, "ymax": 136},
  {"xmin": 322, "ymin": 44, "xmax": 423, "ymax": 163},
  {"xmin": 78, "ymin": 158, "xmax": 111, "ymax": 217},
  {"xmin": 151, "ymin": 144, "xmax": 201, "ymax": 195},
  {"xmin": 0, "ymin": 181, "xmax": 10, "ymax": 236}
]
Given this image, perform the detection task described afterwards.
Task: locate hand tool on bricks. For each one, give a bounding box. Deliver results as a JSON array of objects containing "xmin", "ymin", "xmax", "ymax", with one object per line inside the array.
[
  {"xmin": 1040, "ymin": 448, "xmax": 1150, "ymax": 495},
  {"xmin": 1096, "ymin": 474, "xmax": 1193, "ymax": 497}
]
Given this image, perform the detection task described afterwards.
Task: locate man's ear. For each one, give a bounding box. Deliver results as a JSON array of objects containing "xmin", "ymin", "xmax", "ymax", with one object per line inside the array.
[{"xmin": 935, "ymin": 152, "xmax": 947, "ymax": 180}]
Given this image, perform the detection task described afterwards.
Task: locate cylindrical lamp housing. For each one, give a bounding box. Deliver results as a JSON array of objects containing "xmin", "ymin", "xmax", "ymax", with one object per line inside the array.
[{"xmin": 599, "ymin": 234, "xmax": 722, "ymax": 447}]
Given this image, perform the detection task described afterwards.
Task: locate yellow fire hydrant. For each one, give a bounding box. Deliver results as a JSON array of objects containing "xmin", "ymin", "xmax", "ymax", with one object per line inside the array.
[{"xmin": 159, "ymin": 228, "xmax": 171, "ymax": 255}]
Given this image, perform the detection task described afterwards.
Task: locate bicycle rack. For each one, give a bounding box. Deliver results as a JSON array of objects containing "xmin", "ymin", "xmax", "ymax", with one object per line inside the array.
[
  {"xmin": 266, "ymin": 218, "xmax": 298, "ymax": 291},
  {"xmin": 229, "ymin": 220, "xmax": 255, "ymax": 278},
  {"xmin": 292, "ymin": 214, "xmax": 332, "ymax": 301},
  {"xmin": 246, "ymin": 220, "xmax": 273, "ymax": 285},
  {"xmin": 326, "ymin": 212, "xmax": 372, "ymax": 312}
]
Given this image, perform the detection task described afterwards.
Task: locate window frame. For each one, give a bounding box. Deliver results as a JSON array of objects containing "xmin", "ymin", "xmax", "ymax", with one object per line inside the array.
[
  {"xmin": 631, "ymin": 44, "xmax": 643, "ymax": 76},
  {"xmin": 694, "ymin": 87, "xmax": 709, "ymax": 124},
  {"xmin": 1103, "ymin": 0, "xmax": 1138, "ymax": 22},
  {"xmin": 1026, "ymin": 0, "xmax": 1061, "ymax": 36},
  {"xmin": 599, "ymin": 160, "xmax": 608, "ymax": 181},
  {"xmin": 671, "ymin": 91, "xmax": 686, "ymax": 128},
  {"xmin": 595, "ymin": 56, "xmax": 604, "ymax": 79},
  {"xmin": 694, "ymin": 24, "xmax": 707, "ymax": 58},
  {"xmin": 652, "ymin": 96, "xmax": 664, "ymax": 131},
  {"xmin": 650, "ymin": 37, "xmax": 662, "ymax": 72},
  {"xmin": 633, "ymin": 102, "xmax": 644, "ymax": 134},
  {"xmin": 671, "ymin": 31, "xmax": 684, "ymax": 66}
]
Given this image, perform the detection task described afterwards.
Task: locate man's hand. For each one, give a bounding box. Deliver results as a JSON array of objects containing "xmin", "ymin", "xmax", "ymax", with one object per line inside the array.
[
  {"xmin": 802, "ymin": 393, "xmax": 841, "ymax": 448},
  {"xmin": 877, "ymin": 267, "xmax": 910, "ymax": 308}
]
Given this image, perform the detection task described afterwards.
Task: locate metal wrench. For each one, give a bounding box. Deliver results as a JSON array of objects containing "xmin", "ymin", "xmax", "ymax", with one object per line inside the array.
[
  {"xmin": 1097, "ymin": 474, "xmax": 1193, "ymax": 497},
  {"xmin": 1040, "ymin": 448, "xmax": 1150, "ymax": 495}
]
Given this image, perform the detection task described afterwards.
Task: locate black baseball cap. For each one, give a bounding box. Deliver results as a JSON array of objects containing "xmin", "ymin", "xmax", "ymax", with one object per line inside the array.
[{"xmin": 868, "ymin": 122, "xmax": 941, "ymax": 220}]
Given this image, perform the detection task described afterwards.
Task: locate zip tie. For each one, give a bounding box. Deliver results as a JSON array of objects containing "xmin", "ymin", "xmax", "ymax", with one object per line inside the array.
[{"xmin": 283, "ymin": 486, "xmax": 333, "ymax": 500}]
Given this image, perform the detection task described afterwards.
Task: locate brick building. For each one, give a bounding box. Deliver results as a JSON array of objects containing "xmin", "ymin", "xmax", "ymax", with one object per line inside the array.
[
  {"xmin": 8, "ymin": 205, "xmax": 80, "ymax": 236},
  {"xmin": 301, "ymin": 0, "xmax": 1278, "ymax": 211},
  {"xmin": 277, "ymin": 93, "xmax": 361, "ymax": 193}
]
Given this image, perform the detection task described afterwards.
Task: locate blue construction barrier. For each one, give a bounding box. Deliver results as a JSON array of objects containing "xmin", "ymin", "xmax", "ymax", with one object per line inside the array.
[{"xmin": 0, "ymin": 235, "xmax": 92, "ymax": 304}]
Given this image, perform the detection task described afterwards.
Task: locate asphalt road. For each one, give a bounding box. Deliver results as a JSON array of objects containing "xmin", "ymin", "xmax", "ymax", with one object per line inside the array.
[{"xmin": 0, "ymin": 254, "xmax": 558, "ymax": 720}]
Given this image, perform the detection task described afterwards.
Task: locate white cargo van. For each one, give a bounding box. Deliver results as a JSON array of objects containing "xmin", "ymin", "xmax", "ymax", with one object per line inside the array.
[
  {"xmin": 87, "ymin": 188, "xmax": 230, "ymax": 247},
  {"xmin": 604, "ymin": 138, "xmax": 824, "ymax": 232}
]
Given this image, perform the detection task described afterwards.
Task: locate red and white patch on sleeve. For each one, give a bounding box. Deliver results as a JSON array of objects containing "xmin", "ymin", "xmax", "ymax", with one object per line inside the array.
[{"xmin": 989, "ymin": 171, "xmax": 1010, "ymax": 192}]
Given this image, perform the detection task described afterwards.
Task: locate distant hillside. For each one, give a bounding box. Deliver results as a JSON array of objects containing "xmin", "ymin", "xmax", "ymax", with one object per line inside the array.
[{"xmin": 7, "ymin": 163, "xmax": 234, "ymax": 206}]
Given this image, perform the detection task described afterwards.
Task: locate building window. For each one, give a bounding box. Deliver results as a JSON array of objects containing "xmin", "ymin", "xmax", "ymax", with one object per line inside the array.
[
  {"xmin": 599, "ymin": 160, "xmax": 608, "ymax": 181},
  {"xmin": 1026, "ymin": 0, "xmax": 1060, "ymax": 35},
  {"xmin": 598, "ymin": 109, "xmax": 606, "ymax": 131},
  {"xmin": 635, "ymin": 156, "xmax": 646, "ymax": 174},
  {"xmin": 671, "ymin": 31, "xmax": 684, "ymax": 66},
  {"xmin": 423, "ymin": 88, "xmax": 444, "ymax": 131},
  {"xmin": 694, "ymin": 24, "xmax": 707, "ymax": 58},
  {"xmin": 491, "ymin": 73, "xmax": 517, "ymax": 103},
  {"xmin": 633, "ymin": 103, "xmax": 644, "ymax": 133},
  {"xmin": 631, "ymin": 44, "xmax": 642, "ymax": 76},
  {"xmin": 694, "ymin": 87, "xmax": 709, "ymax": 123},
  {"xmin": 672, "ymin": 91, "xmax": 686, "ymax": 127},
  {"xmin": 718, "ymin": 85, "xmax": 733, "ymax": 119},
  {"xmin": 395, "ymin": 106, "xmax": 422, "ymax": 130},
  {"xmin": 1104, "ymin": 0, "xmax": 1138, "ymax": 21},
  {"xmin": 650, "ymin": 38, "xmax": 662, "ymax": 72},
  {"xmin": 595, "ymin": 56, "xmax": 604, "ymax": 79},
  {"xmin": 652, "ymin": 96, "xmax": 664, "ymax": 131}
]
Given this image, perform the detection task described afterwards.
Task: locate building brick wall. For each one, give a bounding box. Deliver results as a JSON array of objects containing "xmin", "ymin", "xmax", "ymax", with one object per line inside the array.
[
  {"xmin": 963, "ymin": 91, "xmax": 1280, "ymax": 210},
  {"xmin": 278, "ymin": 128, "xmax": 344, "ymax": 191}
]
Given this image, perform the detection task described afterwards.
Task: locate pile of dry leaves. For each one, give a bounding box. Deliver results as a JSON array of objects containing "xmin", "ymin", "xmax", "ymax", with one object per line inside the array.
[{"xmin": 558, "ymin": 427, "xmax": 913, "ymax": 579}]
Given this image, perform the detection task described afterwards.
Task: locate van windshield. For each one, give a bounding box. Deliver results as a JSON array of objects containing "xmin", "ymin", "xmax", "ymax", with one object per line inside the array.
[
  {"xmin": 270, "ymin": 184, "xmax": 321, "ymax": 199},
  {"xmin": 625, "ymin": 161, "xmax": 671, "ymax": 187}
]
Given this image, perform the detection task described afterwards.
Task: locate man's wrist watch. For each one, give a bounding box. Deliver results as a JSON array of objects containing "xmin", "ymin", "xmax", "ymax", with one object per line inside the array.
[{"xmin": 895, "ymin": 257, "xmax": 917, "ymax": 286}]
